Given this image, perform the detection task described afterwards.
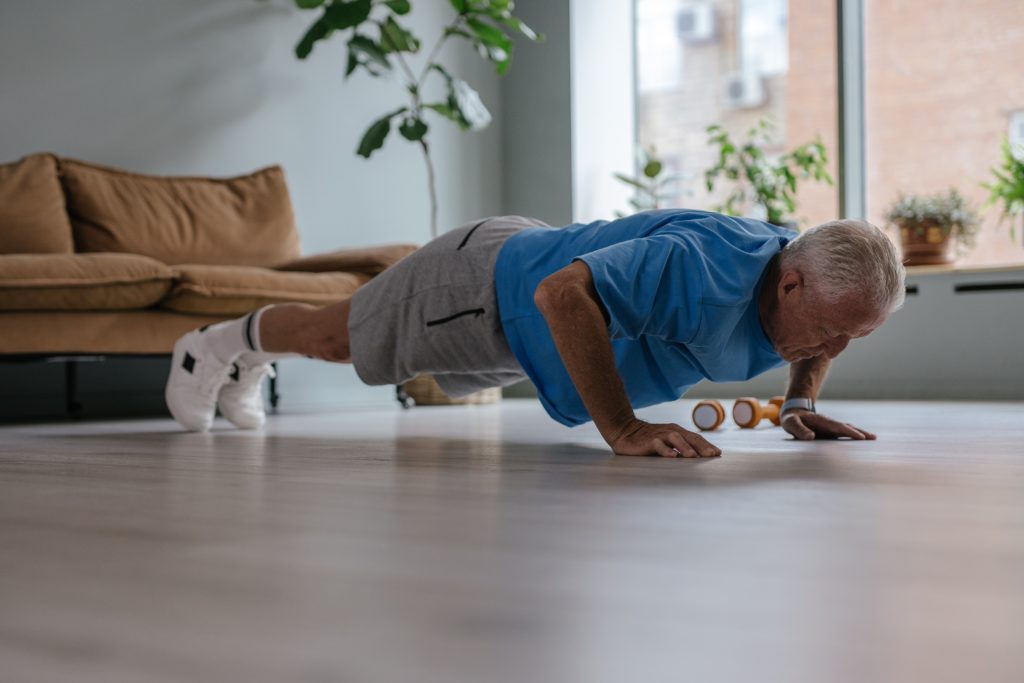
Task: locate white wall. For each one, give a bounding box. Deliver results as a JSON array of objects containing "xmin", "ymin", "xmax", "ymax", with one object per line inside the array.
[
  {"xmin": 500, "ymin": 0, "xmax": 574, "ymax": 226},
  {"xmin": 0, "ymin": 0, "xmax": 504, "ymax": 416}
]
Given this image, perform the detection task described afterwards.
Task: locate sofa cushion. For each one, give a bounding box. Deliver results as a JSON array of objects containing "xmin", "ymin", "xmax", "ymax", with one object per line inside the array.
[
  {"xmin": 59, "ymin": 158, "xmax": 301, "ymax": 267},
  {"xmin": 0, "ymin": 310, "xmax": 230, "ymax": 355},
  {"xmin": 161, "ymin": 264, "xmax": 370, "ymax": 315},
  {"xmin": 0, "ymin": 253, "xmax": 174, "ymax": 311},
  {"xmin": 0, "ymin": 153, "xmax": 75, "ymax": 254},
  {"xmin": 275, "ymin": 243, "xmax": 419, "ymax": 276}
]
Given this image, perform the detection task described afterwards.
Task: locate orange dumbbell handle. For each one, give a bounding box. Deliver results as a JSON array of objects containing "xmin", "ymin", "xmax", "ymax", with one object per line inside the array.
[{"xmin": 733, "ymin": 396, "xmax": 786, "ymax": 428}]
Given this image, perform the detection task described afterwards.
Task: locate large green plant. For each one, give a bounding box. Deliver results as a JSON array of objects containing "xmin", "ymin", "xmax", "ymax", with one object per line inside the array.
[
  {"xmin": 704, "ymin": 120, "xmax": 832, "ymax": 228},
  {"xmin": 981, "ymin": 138, "xmax": 1024, "ymax": 246},
  {"xmin": 294, "ymin": 0, "xmax": 540, "ymax": 237}
]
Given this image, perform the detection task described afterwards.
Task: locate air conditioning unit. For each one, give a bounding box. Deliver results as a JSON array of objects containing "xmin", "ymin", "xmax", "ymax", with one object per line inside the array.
[
  {"xmin": 723, "ymin": 70, "xmax": 767, "ymax": 110},
  {"xmin": 677, "ymin": 2, "xmax": 717, "ymax": 44}
]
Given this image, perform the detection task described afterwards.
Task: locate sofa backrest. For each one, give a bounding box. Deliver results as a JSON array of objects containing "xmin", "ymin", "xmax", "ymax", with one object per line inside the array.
[
  {"xmin": 59, "ymin": 158, "xmax": 301, "ymax": 267},
  {"xmin": 0, "ymin": 153, "xmax": 75, "ymax": 254}
]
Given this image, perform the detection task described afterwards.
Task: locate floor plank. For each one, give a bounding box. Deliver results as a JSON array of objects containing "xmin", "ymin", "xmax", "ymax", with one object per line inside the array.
[{"xmin": 1, "ymin": 399, "xmax": 1022, "ymax": 683}]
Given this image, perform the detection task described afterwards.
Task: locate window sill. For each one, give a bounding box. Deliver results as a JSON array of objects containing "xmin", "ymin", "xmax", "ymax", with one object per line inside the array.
[{"xmin": 905, "ymin": 262, "xmax": 1024, "ymax": 276}]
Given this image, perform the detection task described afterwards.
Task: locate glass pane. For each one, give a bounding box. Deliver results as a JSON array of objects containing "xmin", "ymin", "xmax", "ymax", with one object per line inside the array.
[
  {"xmin": 865, "ymin": 1, "xmax": 1024, "ymax": 267},
  {"xmin": 636, "ymin": 0, "xmax": 839, "ymax": 229}
]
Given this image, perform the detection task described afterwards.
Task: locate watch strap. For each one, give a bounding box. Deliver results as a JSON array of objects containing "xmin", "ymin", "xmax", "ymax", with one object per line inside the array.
[{"xmin": 781, "ymin": 397, "xmax": 815, "ymax": 415}]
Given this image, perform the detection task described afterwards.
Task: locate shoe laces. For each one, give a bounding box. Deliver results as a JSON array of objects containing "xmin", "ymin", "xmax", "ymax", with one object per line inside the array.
[
  {"xmin": 231, "ymin": 362, "xmax": 276, "ymax": 392},
  {"xmin": 200, "ymin": 361, "xmax": 234, "ymax": 398}
]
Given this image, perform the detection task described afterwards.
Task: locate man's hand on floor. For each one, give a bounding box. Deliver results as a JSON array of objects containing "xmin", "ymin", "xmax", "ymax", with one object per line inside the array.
[
  {"xmin": 609, "ymin": 418, "xmax": 722, "ymax": 458},
  {"xmin": 781, "ymin": 409, "xmax": 877, "ymax": 441}
]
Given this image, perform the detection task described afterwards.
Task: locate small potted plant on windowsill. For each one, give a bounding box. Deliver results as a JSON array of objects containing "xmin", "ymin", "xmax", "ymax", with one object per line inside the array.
[
  {"xmin": 982, "ymin": 138, "xmax": 1024, "ymax": 248},
  {"xmin": 884, "ymin": 189, "xmax": 980, "ymax": 266}
]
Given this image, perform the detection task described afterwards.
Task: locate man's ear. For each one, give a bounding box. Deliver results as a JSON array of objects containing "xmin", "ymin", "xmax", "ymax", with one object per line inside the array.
[{"xmin": 778, "ymin": 269, "xmax": 804, "ymax": 298}]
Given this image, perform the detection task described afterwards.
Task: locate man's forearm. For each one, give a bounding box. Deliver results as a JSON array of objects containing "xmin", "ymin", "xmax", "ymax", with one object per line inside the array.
[
  {"xmin": 787, "ymin": 355, "xmax": 831, "ymax": 400},
  {"xmin": 535, "ymin": 272, "xmax": 636, "ymax": 444}
]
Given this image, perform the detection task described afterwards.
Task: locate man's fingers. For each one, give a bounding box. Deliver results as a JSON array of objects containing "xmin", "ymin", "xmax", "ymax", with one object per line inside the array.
[
  {"xmin": 782, "ymin": 413, "xmax": 816, "ymax": 440},
  {"xmin": 679, "ymin": 430, "xmax": 721, "ymax": 457},
  {"xmin": 848, "ymin": 423, "xmax": 877, "ymax": 440},
  {"xmin": 810, "ymin": 415, "xmax": 870, "ymax": 440},
  {"xmin": 800, "ymin": 414, "xmax": 879, "ymax": 440},
  {"xmin": 837, "ymin": 422, "xmax": 869, "ymax": 439},
  {"xmin": 664, "ymin": 432, "xmax": 699, "ymax": 458},
  {"xmin": 652, "ymin": 437, "xmax": 679, "ymax": 458}
]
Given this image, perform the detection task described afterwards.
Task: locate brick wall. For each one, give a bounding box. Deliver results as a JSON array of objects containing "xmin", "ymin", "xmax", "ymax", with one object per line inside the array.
[{"xmin": 639, "ymin": 0, "xmax": 1024, "ymax": 265}]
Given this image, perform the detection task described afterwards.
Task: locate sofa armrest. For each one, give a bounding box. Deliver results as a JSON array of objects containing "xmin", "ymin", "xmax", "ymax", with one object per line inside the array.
[{"xmin": 274, "ymin": 244, "xmax": 419, "ymax": 276}]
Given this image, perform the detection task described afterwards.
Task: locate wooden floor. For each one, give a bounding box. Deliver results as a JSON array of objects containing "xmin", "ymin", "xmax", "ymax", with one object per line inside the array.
[{"xmin": 1, "ymin": 399, "xmax": 1022, "ymax": 683}]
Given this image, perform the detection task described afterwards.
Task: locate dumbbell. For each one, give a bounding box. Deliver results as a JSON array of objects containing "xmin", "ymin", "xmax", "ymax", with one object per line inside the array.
[
  {"xmin": 732, "ymin": 396, "xmax": 785, "ymax": 429},
  {"xmin": 692, "ymin": 399, "xmax": 726, "ymax": 431}
]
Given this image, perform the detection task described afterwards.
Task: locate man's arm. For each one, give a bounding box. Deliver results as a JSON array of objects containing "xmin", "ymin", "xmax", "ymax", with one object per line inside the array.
[
  {"xmin": 782, "ymin": 356, "xmax": 876, "ymax": 440},
  {"xmin": 533, "ymin": 261, "xmax": 720, "ymax": 458}
]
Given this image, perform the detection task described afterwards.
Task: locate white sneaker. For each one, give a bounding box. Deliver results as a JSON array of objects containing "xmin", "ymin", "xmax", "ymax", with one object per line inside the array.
[
  {"xmin": 217, "ymin": 359, "xmax": 275, "ymax": 429},
  {"xmin": 165, "ymin": 328, "xmax": 235, "ymax": 432}
]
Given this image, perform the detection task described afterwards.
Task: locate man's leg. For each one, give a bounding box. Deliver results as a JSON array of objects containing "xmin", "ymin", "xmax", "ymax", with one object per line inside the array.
[
  {"xmin": 165, "ymin": 298, "xmax": 354, "ymax": 432},
  {"xmin": 256, "ymin": 299, "xmax": 352, "ymax": 363}
]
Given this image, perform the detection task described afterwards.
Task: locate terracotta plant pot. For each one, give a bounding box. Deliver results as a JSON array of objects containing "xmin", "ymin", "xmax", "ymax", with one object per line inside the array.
[
  {"xmin": 898, "ymin": 220, "xmax": 954, "ymax": 266},
  {"xmin": 399, "ymin": 374, "xmax": 502, "ymax": 407}
]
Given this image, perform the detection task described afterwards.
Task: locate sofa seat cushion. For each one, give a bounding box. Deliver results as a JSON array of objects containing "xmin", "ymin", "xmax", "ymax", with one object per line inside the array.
[
  {"xmin": 0, "ymin": 310, "xmax": 231, "ymax": 355},
  {"xmin": 0, "ymin": 153, "xmax": 75, "ymax": 254},
  {"xmin": 0, "ymin": 253, "xmax": 174, "ymax": 311},
  {"xmin": 276, "ymin": 244, "xmax": 418, "ymax": 276},
  {"xmin": 59, "ymin": 158, "xmax": 301, "ymax": 267},
  {"xmin": 161, "ymin": 264, "xmax": 371, "ymax": 315}
]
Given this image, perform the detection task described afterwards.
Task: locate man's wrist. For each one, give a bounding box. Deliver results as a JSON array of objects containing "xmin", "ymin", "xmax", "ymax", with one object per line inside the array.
[{"xmin": 781, "ymin": 397, "xmax": 815, "ymax": 415}]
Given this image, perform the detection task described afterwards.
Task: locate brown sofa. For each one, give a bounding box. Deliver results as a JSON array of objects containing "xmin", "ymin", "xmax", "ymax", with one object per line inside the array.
[{"xmin": 0, "ymin": 153, "xmax": 416, "ymax": 364}]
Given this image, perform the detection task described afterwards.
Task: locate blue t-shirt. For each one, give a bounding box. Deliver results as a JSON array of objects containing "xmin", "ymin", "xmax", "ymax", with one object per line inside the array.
[{"xmin": 493, "ymin": 209, "xmax": 796, "ymax": 427}]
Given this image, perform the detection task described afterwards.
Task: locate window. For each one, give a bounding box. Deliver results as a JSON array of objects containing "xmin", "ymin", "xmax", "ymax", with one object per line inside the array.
[
  {"xmin": 637, "ymin": 0, "xmax": 1024, "ymax": 267},
  {"xmin": 864, "ymin": 0, "xmax": 1024, "ymax": 267},
  {"xmin": 635, "ymin": 0, "xmax": 839, "ymax": 229}
]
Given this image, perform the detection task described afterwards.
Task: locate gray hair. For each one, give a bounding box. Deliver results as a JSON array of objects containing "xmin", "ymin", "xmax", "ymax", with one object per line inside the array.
[{"xmin": 780, "ymin": 219, "xmax": 906, "ymax": 313}]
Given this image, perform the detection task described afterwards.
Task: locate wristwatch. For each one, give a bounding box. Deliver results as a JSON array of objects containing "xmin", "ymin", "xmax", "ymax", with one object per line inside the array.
[{"xmin": 781, "ymin": 397, "xmax": 815, "ymax": 415}]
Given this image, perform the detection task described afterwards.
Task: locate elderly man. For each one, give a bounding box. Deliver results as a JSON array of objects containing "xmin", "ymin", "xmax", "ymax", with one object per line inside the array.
[{"xmin": 166, "ymin": 209, "xmax": 905, "ymax": 457}]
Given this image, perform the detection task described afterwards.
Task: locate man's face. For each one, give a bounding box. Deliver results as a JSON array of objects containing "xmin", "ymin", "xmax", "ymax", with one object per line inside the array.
[{"xmin": 768, "ymin": 269, "xmax": 886, "ymax": 363}]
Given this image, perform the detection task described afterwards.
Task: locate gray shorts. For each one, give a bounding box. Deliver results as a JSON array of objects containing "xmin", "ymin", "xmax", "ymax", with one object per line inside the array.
[{"xmin": 348, "ymin": 215, "xmax": 548, "ymax": 398}]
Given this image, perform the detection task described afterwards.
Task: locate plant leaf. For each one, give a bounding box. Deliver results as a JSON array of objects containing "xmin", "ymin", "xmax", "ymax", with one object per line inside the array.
[
  {"xmin": 424, "ymin": 102, "xmax": 467, "ymax": 129},
  {"xmin": 614, "ymin": 173, "xmax": 646, "ymax": 190},
  {"xmin": 449, "ymin": 0, "xmax": 468, "ymax": 12},
  {"xmin": 295, "ymin": 16, "xmax": 331, "ymax": 59},
  {"xmin": 450, "ymin": 78, "xmax": 492, "ymax": 130},
  {"xmin": 383, "ymin": 0, "xmax": 411, "ymax": 14},
  {"xmin": 324, "ymin": 0, "xmax": 372, "ymax": 31},
  {"xmin": 379, "ymin": 15, "xmax": 420, "ymax": 53},
  {"xmin": 496, "ymin": 15, "xmax": 542, "ymax": 41},
  {"xmin": 349, "ymin": 34, "xmax": 391, "ymax": 74},
  {"xmin": 399, "ymin": 116, "xmax": 428, "ymax": 141},
  {"xmin": 643, "ymin": 160, "xmax": 662, "ymax": 178},
  {"xmin": 357, "ymin": 107, "xmax": 407, "ymax": 158},
  {"xmin": 296, "ymin": 0, "xmax": 328, "ymax": 8}
]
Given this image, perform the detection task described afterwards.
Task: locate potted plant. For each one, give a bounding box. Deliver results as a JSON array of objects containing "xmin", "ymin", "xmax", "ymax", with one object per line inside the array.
[
  {"xmin": 612, "ymin": 145, "xmax": 688, "ymax": 217},
  {"xmin": 294, "ymin": 0, "xmax": 541, "ymax": 239},
  {"xmin": 292, "ymin": 0, "xmax": 542, "ymax": 408},
  {"xmin": 704, "ymin": 119, "xmax": 833, "ymax": 229},
  {"xmin": 982, "ymin": 138, "xmax": 1024, "ymax": 247},
  {"xmin": 884, "ymin": 189, "xmax": 980, "ymax": 266}
]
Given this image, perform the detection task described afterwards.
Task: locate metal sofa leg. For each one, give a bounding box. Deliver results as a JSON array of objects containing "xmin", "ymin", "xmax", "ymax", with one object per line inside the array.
[
  {"xmin": 64, "ymin": 360, "xmax": 83, "ymax": 416},
  {"xmin": 269, "ymin": 362, "xmax": 280, "ymax": 412}
]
